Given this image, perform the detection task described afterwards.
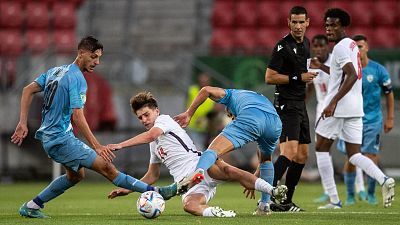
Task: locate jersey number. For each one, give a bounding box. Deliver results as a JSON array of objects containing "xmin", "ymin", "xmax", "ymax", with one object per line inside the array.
[{"xmin": 44, "ymin": 80, "xmax": 58, "ymax": 111}]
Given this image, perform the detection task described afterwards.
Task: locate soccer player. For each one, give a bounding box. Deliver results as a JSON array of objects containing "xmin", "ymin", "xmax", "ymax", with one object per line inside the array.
[
  {"xmin": 307, "ymin": 34, "xmax": 334, "ymax": 203},
  {"xmin": 11, "ymin": 36, "xmax": 177, "ymax": 218},
  {"xmin": 174, "ymin": 87, "xmax": 287, "ymax": 215},
  {"xmin": 312, "ymin": 8, "xmax": 395, "ymax": 209},
  {"xmin": 336, "ymin": 34, "xmax": 395, "ymax": 205},
  {"xmin": 265, "ymin": 6, "xmax": 317, "ymax": 212},
  {"xmin": 106, "ymin": 91, "xmax": 287, "ymax": 217}
]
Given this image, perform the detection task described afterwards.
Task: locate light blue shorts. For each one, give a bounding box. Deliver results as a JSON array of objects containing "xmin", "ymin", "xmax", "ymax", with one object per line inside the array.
[
  {"xmin": 42, "ymin": 132, "xmax": 97, "ymax": 172},
  {"xmin": 336, "ymin": 121, "xmax": 382, "ymax": 155},
  {"xmin": 221, "ymin": 108, "xmax": 282, "ymax": 157}
]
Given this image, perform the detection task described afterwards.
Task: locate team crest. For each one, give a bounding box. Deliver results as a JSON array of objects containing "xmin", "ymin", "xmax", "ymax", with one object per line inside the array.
[{"xmin": 366, "ymin": 75, "xmax": 374, "ymax": 83}]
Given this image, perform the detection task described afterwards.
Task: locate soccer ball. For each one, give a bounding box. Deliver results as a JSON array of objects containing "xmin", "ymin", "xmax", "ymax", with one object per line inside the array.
[{"xmin": 136, "ymin": 191, "xmax": 165, "ymax": 219}]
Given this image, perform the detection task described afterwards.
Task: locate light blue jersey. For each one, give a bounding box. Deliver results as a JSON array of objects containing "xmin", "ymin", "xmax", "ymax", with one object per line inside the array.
[
  {"xmin": 362, "ymin": 60, "xmax": 391, "ymax": 124},
  {"xmin": 34, "ymin": 63, "xmax": 87, "ymax": 143},
  {"xmin": 217, "ymin": 89, "xmax": 278, "ymax": 117}
]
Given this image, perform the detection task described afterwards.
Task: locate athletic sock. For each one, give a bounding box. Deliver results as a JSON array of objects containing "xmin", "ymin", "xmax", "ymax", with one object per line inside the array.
[
  {"xmin": 195, "ymin": 149, "xmax": 218, "ymax": 171},
  {"xmin": 255, "ymin": 178, "xmax": 273, "ymax": 196},
  {"xmin": 273, "ymin": 155, "xmax": 291, "ymax": 186},
  {"xmin": 35, "ymin": 174, "xmax": 76, "ymax": 207},
  {"xmin": 349, "ymin": 153, "xmax": 386, "ymax": 185},
  {"xmin": 202, "ymin": 207, "xmax": 214, "ymax": 217},
  {"xmin": 112, "ymin": 172, "xmax": 153, "ymax": 192},
  {"xmin": 355, "ymin": 167, "xmax": 365, "ymax": 193},
  {"xmin": 316, "ymin": 152, "xmax": 340, "ymax": 204},
  {"xmin": 27, "ymin": 200, "xmax": 41, "ymax": 209},
  {"xmin": 344, "ymin": 171, "xmax": 356, "ymax": 198},
  {"xmin": 367, "ymin": 175, "xmax": 376, "ymax": 196},
  {"xmin": 259, "ymin": 161, "xmax": 274, "ymax": 203},
  {"xmin": 284, "ymin": 161, "xmax": 305, "ymax": 203}
]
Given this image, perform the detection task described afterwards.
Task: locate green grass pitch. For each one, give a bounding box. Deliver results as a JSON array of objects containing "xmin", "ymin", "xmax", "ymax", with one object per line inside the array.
[{"xmin": 0, "ymin": 181, "xmax": 398, "ymax": 225}]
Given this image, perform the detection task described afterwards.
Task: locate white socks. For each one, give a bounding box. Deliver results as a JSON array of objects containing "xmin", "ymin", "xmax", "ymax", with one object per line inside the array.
[
  {"xmin": 27, "ymin": 200, "xmax": 40, "ymax": 209},
  {"xmin": 355, "ymin": 166, "xmax": 365, "ymax": 193},
  {"xmin": 202, "ymin": 207, "xmax": 214, "ymax": 217},
  {"xmin": 316, "ymin": 152, "xmax": 340, "ymax": 204},
  {"xmin": 349, "ymin": 153, "xmax": 386, "ymax": 185},
  {"xmin": 255, "ymin": 178, "xmax": 273, "ymax": 194}
]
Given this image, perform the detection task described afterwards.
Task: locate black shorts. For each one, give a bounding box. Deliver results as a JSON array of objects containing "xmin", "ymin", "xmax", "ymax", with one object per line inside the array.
[{"xmin": 275, "ymin": 100, "xmax": 311, "ymax": 144}]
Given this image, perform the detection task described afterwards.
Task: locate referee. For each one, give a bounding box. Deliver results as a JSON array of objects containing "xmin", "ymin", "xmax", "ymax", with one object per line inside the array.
[{"xmin": 265, "ymin": 6, "xmax": 316, "ymax": 212}]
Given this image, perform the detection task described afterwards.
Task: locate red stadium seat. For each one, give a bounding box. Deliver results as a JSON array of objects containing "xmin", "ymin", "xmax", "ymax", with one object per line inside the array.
[
  {"xmin": 234, "ymin": 0, "xmax": 257, "ymax": 27},
  {"xmin": 26, "ymin": 2, "xmax": 50, "ymax": 29},
  {"xmin": 350, "ymin": 1, "xmax": 373, "ymax": 26},
  {"xmin": 307, "ymin": 26, "xmax": 326, "ymax": 41},
  {"xmin": 258, "ymin": 1, "xmax": 280, "ymax": 27},
  {"xmin": 373, "ymin": 1, "xmax": 397, "ymax": 26},
  {"xmin": 0, "ymin": 30, "xmax": 23, "ymax": 56},
  {"xmin": 348, "ymin": 27, "xmax": 373, "ymax": 40},
  {"xmin": 256, "ymin": 28, "xmax": 286, "ymax": 53},
  {"xmin": 0, "ymin": 1, "xmax": 23, "ymax": 28},
  {"xmin": 26, "ymin": 30, "xmax": 51, "ymax": 54},
  {"xmin": 211, "ymin": 1, "xmax": 234, "ymax": 28},
  {"xmin": 210, "ymin": 28, "xmax": 234, "ymax": 55},
  {"xmin": 304, "ymin": 1, "xmax": 328, "ymax": 27},
  {"xmin": 370, "ymin": 28, "xmax": 398, "ymax": 48},
  {"xmin": 52, "ymin": 2, "xmax": 76, "ymax": 29},
  {"xmin": 53, "ymin": 29, "xmax": 76, "ymax": 54},
  {"xmin": 233, "ymin": 28, "xmax": 257, "ymax": 54}
]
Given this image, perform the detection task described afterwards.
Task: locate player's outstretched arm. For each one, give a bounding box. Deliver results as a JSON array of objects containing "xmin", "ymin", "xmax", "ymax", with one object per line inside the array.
[
  {"xmin": 107, "ymin": 127, "xmax": 163, "ymax": 151},
  {"xmin": 174, "ymin": 86, "xmax": 225, "ymax": 127},
  {"xmin": 11, "ymin": 82, "xmax": 42, "ymax": 146},
  {"xmin": 72, "ymin": 108, "xmax": 115, "ymax": 162}
]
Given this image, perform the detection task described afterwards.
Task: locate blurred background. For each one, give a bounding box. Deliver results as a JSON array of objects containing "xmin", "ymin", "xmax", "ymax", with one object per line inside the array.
[{"xmin": 1, "ymin": 0, "xmax": 400, "ymax": 183}]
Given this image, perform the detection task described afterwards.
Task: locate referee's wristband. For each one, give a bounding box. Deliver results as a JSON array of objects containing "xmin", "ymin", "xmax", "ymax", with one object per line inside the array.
[{"xmin": 289, "ymin": 73, "xmax": 302, "ymax": 85}]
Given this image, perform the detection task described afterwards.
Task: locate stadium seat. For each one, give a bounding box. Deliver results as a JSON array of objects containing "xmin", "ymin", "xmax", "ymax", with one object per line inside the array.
[
  {"xmin": 370, "ymin": 28, "xmax": 398, "ymax": 48},
  {"xmin": 211, "ymin": 1, "xmax": 234, "ymax": 28},
  {"xmin": 304, "ymin": 1, "xmax": 328, "ymax": 27},
  {"xmin": 350, "ymin": 1, "xmax": 373, "ymax": 26},
  {"xmin": 234, "ymin": 0, "xmax": 257, "ymax": 27},
  {"xmin": 233, "ymin": 28, "xmax": 257, "ymax": 54},
  {"xmin": 0, "ymin": 1, "xmax": 23, "ymax": 28},
  {"xmin": 373, "ymin": 1, "xmax": 397, "ymax": 26},
  {"xmin": 210, "ymin": 28, "xmax": 234, "ymax": 55},
  {"xmin": 52, "ymin": 2, "xmax": 76, "ymax": 29},
  {"xmin": 348, "ymin": 27, "xmax": 373, "ymax": 40},
  {"xmin": 256, "ymin": 28, "xmax": 286, "ymax": 53},
  {"xmin": 307, "ymin": 26, "xmax": 326, "ymax": 41},
  {"xmin": 257, "ymin": 1, "xmax": 280, "ymax": 27},
  {"xmin": 53, "ymin": 29, "xmax": 76, "ymax": 54},
  {"xmin": 0, "ymin": 30, "xmax": 23, "ymax": 56},
  {"xmin": 26, "ymin": 2, "xmax": 50, "ymax": 29},
  {"xmin": 26, "ymin": 30, "xmax": 51, "ymax": 54}
]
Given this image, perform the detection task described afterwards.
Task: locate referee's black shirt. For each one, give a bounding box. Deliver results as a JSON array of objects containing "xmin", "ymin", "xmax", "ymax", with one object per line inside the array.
[{"xmin": 268, "ymin": 33, "xmax": 310, "ymax": 101}]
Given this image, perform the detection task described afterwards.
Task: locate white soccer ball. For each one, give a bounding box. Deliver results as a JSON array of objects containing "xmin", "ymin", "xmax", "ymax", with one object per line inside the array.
[{"xmin": 136, "ymin": 191, "xmax": 165, "ymax": 219}]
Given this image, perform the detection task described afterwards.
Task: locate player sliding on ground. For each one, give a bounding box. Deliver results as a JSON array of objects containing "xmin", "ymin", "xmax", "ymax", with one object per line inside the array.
[
  {"xmin": 107, "ymin": 91, "xmax": 287, "ymax": 217},
  {"xmin": 174, "ymin": 87, "xmax": 285, "ymax": 215}
]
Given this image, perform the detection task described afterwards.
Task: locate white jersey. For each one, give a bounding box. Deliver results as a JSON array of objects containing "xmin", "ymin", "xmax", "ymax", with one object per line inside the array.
[
  {"xmin": 323, "ymin": 38, "xmax": 363, "ymax": 117},
  {"xmin": 149, "ymin": 115, "xmax": 201, "ymax": 182},
  {"xmin": 309, "ymin": 54, "xmax": 332, "ymax": 116}
]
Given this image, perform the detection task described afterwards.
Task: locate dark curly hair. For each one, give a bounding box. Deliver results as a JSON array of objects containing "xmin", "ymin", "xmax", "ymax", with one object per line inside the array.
[
  {"xmin": 130, "ymin": 91, "xmax": 158, "ymax": 114},
  {"xmin": 324, "ymin": 8, "xmax": 351, "ymax": 27},
  {"xmin": 78, "ymin": 36, "xmax": 103, "ymax": 52}
]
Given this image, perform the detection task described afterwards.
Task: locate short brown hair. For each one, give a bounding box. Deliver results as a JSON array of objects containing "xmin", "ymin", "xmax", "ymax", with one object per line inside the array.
[{"xmin": 130, "ymin": 91, "xmax": 158, "ymax": 114}]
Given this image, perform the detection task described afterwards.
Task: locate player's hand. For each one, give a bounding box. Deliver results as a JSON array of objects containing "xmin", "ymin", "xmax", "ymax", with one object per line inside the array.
[
  {"xmin": 310, "ymin": 57, "xmax": 321, "ymax": 69},
  {"xmin": 321, "ymin": 101, "xmax": 337, "ymax": 119},
  {"xmin": 108, "ymin": 188, "xmax": 131, "ymax": 199},
  {"xmin": 173, "ymin": 112, "xmax": 191, "ymax": 128},
  {"xmin": 243, "ymin": 188, "xmax": 255, "ymax": 199},
  {"xmin": 107, "ymin": 144, "xmax": 123, "ymax": 151},
  {"xmin": 11, "ymin": 122, "xmax": 28, "ymax": 146},
  {"xmin": 301, "ymin": 72, "xmax": 318, "ymax": 83},
  {"xmin": 95, "ymin": 145, "xmax": 116, "ymax": 162},
  {"xmin": 384, "ymin": 118, "xmax": 394, "ymax": 133}
]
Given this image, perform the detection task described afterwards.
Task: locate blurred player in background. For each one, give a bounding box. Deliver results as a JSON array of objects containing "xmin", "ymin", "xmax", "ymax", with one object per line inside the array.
[
  {"xmin": 306, "ymin": 34, "xmax": 334, "ymax": 203},
  {"xmin": 265, "ymin": 6, "xmax": 317, "ymax": 212},
  {"xmin": 336, "ymin": 34, "xmax": 395, "ymax": 206},
  {"xmin": 11, "ymin": 36, "xmax": 178, "ymax": 218},
  {"xmin": 174, "ymin": 87, "xmax": 287, "ymax": 215},
  {"xmin": 312, "ymin": 8, "xmax": 395, "ymax": 209},
  {"xmin": 107, "ymin": 91, "xmax": 287, "ymax": 217}
]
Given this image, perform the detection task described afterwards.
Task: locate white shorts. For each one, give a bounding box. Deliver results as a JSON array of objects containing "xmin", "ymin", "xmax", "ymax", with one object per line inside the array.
[
  {"xmin": 315, "ymin": 117, "xmax": 362, "ymax": 144},
  {"xmin": 181, "ymin": 170, "xmax": 222, "ymax": 203}
]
